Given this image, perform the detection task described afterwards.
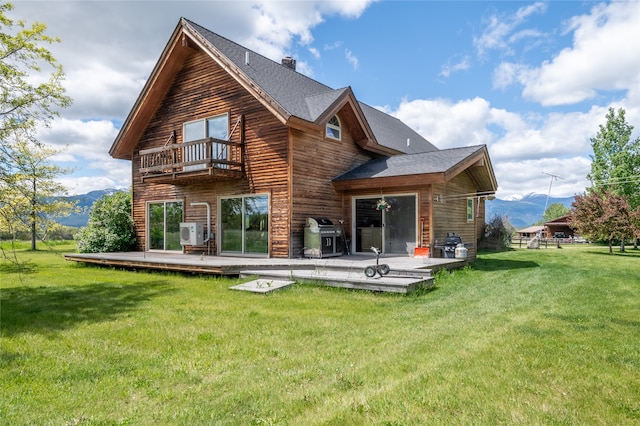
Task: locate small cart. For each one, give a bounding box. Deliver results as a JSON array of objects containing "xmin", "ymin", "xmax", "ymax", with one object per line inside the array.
[{"xmin": 364, "ymin": 247, "xmax": 390, "ymax": 278}]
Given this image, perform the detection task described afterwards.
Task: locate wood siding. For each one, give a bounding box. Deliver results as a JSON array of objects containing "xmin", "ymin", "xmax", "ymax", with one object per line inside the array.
[
  {"xmin": 432, "ymin": 171, "xmax": 483, "ymax": 259},
  {"xmin": 290, "ymin": 105, "xmax": 375, "ymax": 256},
  {"xmin": 131, "ymin": 49, "xmax": 291, "ymax": 257}
]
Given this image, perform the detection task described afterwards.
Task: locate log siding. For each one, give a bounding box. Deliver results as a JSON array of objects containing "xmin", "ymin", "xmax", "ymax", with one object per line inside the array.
[
  {"xmin": 117, "ymin": 22, "xmax": 496, "ymax": 261},
  {"xmin": 131, "ymin": 49, "xmax": 291, "ymax": 257}
]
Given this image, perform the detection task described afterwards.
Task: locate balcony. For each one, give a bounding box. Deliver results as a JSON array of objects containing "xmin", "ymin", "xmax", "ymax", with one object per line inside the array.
[{"xmin": 139, "ymin": 138, "xmax": 243, "ymax": 184}]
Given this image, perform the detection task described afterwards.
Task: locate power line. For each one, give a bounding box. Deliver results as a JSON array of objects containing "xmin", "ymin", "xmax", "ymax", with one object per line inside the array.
[{"xmin": 591, "ymin": 175, "xmax": 640, "ymax": 186}]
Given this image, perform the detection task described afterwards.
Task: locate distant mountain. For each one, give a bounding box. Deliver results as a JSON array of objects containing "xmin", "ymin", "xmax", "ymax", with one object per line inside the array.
[
  {"xmin": 56, "ymin": 188, "xmax": 125, "ymax": 228},
  {"xmin": 486, "ymin": 193, "xmax": 575, "ymax": 230}
]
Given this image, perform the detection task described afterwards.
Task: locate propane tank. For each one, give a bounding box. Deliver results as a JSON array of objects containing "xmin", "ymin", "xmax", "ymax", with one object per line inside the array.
[{"xmin": 454, "ymin": 243, "xmax": 468, "ymax": 259}]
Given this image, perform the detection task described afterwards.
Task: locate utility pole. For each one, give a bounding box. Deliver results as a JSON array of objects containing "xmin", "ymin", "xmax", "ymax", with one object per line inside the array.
[{"xmin": 542, "ymin": 171, "xmax": 564, "ymax": 218}]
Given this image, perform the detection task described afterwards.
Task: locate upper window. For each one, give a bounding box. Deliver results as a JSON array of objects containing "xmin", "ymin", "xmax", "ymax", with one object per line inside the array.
[
  {"xmin": 326, "ymin": 115, "xmax": 341, "ymax": 141},
  {"xmin": 467, "ymin": 197, "xmax": 474, "ymax": 222},
  {"xmin": 184, "ymin": 113, "xmax": 229, "ymax": 142},
  {"xmin": 183, "ymin": 113, "xmax": 229, "ymax": 170}
]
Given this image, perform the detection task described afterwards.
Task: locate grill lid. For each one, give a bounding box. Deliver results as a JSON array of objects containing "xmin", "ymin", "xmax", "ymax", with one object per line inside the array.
[
  {"xmin": 307, "ymin": 217, "xmax": 333, "ymax": 227},
  {"xmin": 444, "ymin": 235, "xmax": 463, "ymax": 245}
]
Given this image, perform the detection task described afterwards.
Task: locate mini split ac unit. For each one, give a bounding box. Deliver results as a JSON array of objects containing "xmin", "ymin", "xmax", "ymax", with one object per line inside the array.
[{"xmin": 179, "ymin": 222, "xmax": 204, "ymax": 246}]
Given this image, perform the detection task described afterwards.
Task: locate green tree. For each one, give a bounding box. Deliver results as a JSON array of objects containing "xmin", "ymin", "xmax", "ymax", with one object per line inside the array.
[
  {"xmin": 1, "ymin": 2, "xmax": 71, "ymax": 145},
  {"xmin": 480, "ymin": 215, "xmax": 514, "ymax": 250},
  {"xmin": 0, "ymin": 137, "xmax": 76, "ymax": 249},
  {"xmin": 536, "ymin": 203, "xmax": 570, "ymax": 225},
  {"xmin": 0, "ymin": 2, "xmax": 72, "ymax": 251},
  {"xmin": 570, "ymin": 190, "xmax": 639, "ymax": 254},
  {"xmin": 588, "ymin": 107, "xmax": 640, "ymax": 208},
  {"xmin": 76, "ymin": 191, "xmax": 136, "ymax": 253}
]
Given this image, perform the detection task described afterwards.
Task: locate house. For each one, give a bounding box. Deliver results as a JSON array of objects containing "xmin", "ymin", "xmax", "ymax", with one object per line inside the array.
[
  {"xmin": 544, "ymin": 215, "xmax": 574, "ymax": 239},
  {"xmin": 517, "ymin": 225, "xmax": 545, "ymax": 239},
  {"xmin": 109, "ymin": 18, "xmax": 498, "ymax": 261}
]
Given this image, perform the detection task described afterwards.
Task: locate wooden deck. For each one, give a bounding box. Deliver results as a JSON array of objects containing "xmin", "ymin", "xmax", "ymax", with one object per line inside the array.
[{"xmin": 64, "ymin": 251, "xmax": 468, "ymax": 294}]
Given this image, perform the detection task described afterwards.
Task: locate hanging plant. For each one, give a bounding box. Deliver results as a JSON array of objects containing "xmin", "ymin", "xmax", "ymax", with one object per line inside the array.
[{"xmin": 376, "ymin": 198, "xmax": 391, "ymax": 211}]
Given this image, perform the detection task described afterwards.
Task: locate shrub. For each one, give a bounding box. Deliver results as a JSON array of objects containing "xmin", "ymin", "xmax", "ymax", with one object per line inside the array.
[
  {"xmin": 75, "ymin": 191, "xmax": 136, "ymax": 253},
  {"xmin": 480, "ymin": 215, "xmax": 513, "ymax": 250}
]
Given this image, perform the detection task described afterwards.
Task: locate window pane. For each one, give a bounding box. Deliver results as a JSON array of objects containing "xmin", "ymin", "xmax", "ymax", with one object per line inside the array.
[
  {"xmin": 148, "ymin": 201, "xmax": 183, "ymax": 251},
  {"xmin": 355, "ymin": 198, "xmax": 382, "ymax": 253},
  {"xmin": 148, "ymin": 203, "xmax": 165, "ymax": 250},
  {"xmin": 221, "ymin": 195, "xmax": 269, "ymax": 255},
  {"xmin": 384, "ymin": 196, "xmax": 416, "ymax": 254},
  {"xmin": 221, "ymin": 198, "xmax": 243, "ymax": 252},
  {"xmin": 207, "ymin": 115, "xmax": 228, "ymax": 140},
  {"xmin": 326, "ymin": 127, "xmax": 340, "ymax": 139},
  {"xmin": 244, "ymin": 196, "xmax": 269, "ymax": 254},
  {"xmin": 208, "ymin": 115, "xmax": 229, "ymax": 167},
  {"xmin": 184, "ymin": 120, "xmax": 204, "ymax": 142},
  {"xmin": 166, "ymin": 202, "xmax": 183, "ymax": 250}
]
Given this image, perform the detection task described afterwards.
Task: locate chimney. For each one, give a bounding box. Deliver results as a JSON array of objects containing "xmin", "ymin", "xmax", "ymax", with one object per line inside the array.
[{"xmin": 281, "ymin": 56, "xmax": 296, "ymax": 71}]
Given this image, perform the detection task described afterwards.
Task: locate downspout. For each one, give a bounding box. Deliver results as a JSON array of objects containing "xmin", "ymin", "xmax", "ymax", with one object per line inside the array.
[{"xmin": 190, "ymin": 202, "xmax": 211, "ymax": 242}]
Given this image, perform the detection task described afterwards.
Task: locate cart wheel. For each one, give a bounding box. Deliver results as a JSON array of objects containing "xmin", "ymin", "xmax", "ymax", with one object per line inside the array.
[
  {"xmin": 364, "ymin": 266, "xmax": 377, "ymax": 277},
  {"xmin": 379, "ymin": 264, "xmax": 390, "ymax": 275}
]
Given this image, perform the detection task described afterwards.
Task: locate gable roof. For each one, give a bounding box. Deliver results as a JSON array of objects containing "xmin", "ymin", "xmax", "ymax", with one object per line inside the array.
[
  {"xmin": 110, "ymin": 18, "xmax": 437, "ymax": 159},
  {"xmin": 333, "ymin": 145, "xmax": 498, "ymax": 192}
]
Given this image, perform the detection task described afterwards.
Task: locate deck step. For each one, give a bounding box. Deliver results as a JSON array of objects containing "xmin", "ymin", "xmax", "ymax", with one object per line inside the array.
[{"xmin": 239, "ymin": 267, "xmax": 434, "ymax": 294}]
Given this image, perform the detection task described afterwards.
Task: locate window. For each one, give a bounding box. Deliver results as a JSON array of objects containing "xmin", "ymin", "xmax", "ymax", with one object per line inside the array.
[
  {"xmin": 353, "ymin": 194, "xmax": 417, "ymax": 254},
  {"xmin": 183, "ymin": 113, "xmax": 229, "ymax": 170},
  {"xmin": 326, "ymin": 115, "xmax": 341, "ymax": 140},
  {"xmin": 148, "ymin": 200, "xmax": 183, "ymax": 251},
  {"xmin": 467, "ymin": 197, "xmax": 474, "ymax": 222},
  {"xmin": 220, "ymin": 194, "xmax": 269, "ymax": 255}
]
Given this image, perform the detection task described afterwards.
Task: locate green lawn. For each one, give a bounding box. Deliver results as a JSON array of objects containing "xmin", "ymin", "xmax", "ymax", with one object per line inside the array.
[{"xmin": 1, "ymin": 242, "xmax": 639, "ymax": 425}]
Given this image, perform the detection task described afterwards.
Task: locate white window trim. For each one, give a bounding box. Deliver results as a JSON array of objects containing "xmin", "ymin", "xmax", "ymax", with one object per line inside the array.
[{"xmin": 326, "ymin": 115, "xmax": 341, "ymax": 141}]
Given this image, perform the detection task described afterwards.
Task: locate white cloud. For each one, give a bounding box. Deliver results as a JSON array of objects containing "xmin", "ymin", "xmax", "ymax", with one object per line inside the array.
[
  {"xmin": 324, "ymin": 41, "xmax": 343, "ymax": 51},
  {"xmin": 489, "ymin": 107, "xmax": 607, "ymax": 162},
  {"xmin": 474, "ymin": 1, "xmax": 547, "ymax": 57},
  {"xmin": 37, "ymin": 119, "xmax": 120, "ymax": 161},
  {"xmin": 8, "ymin": 1, "xmax": 378, "ymax": 195},
  {"xmin": 385, "ymin": 97, "xmax": 637, "ymax": 198},
  {"xmin": 499, "ymin": 2, "xmax": 640, "ymax": 106},
  {"xmin": 57, "ymin": 174, "xmax": 130, "ymax": 196},
  {"xmin": 391, "ymin": 97, "xmax": 495, "ymax": 149},
  {"xmin": 440, "ymin": 56, "xmax": 471, "ymax": 78},
  {"xmin": 8, "ymin": 1, "xmax": 637, "ymax": 202},
  {"xmin": 309, "ymin": 47, "xmax": 321, "ymax": 59},
  {"xmin": 345, "ymin": 49, "xmax": 359, "ymax": 70},
  {"xmin": 64, "ymin": 62, "xmax": 147, "ymax": 120},
  {"xmin": 494, "ymin": 156, "xmax": 592, "ymax": 199}
]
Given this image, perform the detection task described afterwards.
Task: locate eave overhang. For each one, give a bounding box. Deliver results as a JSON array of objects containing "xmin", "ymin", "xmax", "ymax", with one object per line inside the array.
[{"xmin": 332, "ymin": 145, "xmax": 498, "ymax": 193}]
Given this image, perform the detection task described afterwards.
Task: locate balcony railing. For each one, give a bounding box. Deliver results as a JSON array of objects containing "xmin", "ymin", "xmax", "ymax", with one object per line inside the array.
[{"xmin": 139, "ymin": 137, "xmax": 243, "ymax": 180}]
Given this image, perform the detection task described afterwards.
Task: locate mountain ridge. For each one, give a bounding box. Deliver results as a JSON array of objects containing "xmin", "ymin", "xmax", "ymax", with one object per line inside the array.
[
  {"xmin": 56, "ymin": 188, "xmax": 125, "ymax": 227},
  {"xmin": 486, "ymin": 193, "xmax": 575, "ymax": 229}
]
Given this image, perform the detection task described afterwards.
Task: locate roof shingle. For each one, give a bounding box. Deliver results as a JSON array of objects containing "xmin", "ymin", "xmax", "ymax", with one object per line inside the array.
[
  {"xmin": 333, "ymin": 145, "xmax": 487, "ymax": 181},
  {"xmin": 185, "ymin": 18, "xmax": 438, "ymax": 154}
]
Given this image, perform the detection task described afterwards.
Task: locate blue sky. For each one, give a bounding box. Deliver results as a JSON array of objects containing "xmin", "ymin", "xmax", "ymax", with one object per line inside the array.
[{"xmin": 8, "ymin": 0, "xmax": 640, "ymax": 199}]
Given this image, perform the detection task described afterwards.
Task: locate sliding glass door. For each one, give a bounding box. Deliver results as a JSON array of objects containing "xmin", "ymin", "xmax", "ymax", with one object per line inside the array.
[
  {"xmin": 354, "ymin": 194, "xmax": 416, "ymax": 254},
  {"xmin": 148, "ymin": 201, "xmax": 183, "ymax": 251},
  {"xmin": 220, "ymin": 194, "xmax": 269, "ymax": 255}
]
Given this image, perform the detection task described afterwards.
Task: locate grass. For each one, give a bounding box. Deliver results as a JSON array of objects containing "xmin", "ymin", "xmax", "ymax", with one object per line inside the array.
[{"xmin": 1, "ymin": 242, "xmax": 639, "ymax": 425}]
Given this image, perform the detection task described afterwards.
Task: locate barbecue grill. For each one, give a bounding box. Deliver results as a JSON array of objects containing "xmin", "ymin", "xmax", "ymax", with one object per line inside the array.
[
  {"xmin": 442, "ymin": 234, "xmax": 463, "ymax": 258},
  {"xmin": 304, "ymin": 217, "xmax": 343, "ymax": 258}
]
